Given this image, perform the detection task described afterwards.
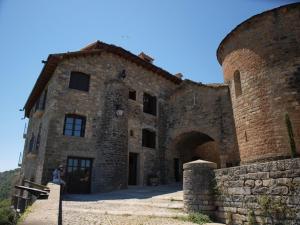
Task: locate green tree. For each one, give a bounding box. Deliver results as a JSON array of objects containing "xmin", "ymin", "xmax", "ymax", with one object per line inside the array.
[
  {"xmin": 0, "ymin": 169, "xmax": 20, "ymax": 201},
  {"xmin": 0, "ymin": 199, "xmax": 15, "ymax": 225}
]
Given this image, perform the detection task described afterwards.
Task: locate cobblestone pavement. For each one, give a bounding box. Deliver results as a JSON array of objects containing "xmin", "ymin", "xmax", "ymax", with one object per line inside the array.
[{"xmin": 62, "ymin": 184, "xmax": 224, "ymax": 225}]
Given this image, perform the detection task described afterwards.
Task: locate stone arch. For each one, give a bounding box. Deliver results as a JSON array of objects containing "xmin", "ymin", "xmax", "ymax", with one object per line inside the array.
[{"xmin": 169, "ymin": 130, "xmax": 221, "ymax": 182}]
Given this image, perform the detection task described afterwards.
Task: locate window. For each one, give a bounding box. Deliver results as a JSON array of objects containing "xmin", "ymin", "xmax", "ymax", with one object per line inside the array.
[
  {"xmin": 234, "ymin": 70, "xmax": 242, "ymax": 97},
  {"xmin": 143, "ymin": 93, "xmax": 157, "ymax": 116},
  {"xmin": 63, "ymin": 114, "xmax": 86, "ymax": 137},
  {"xmin": 35, "ymin": 124, "xmax": 42, "ymax": 152},
  {"xmin": 34, "ymin": 89, "xmax": 47, "ymax": 111},
  {"xmin": 142, "ymin": 129, "xmax": 156, "ymax": 148},
  {"xmin": 129, "ymin": 90, "xmax": 136, "ymax": 100},
  {"xmin": 130, "ymin": 130, "xmax": 134, "ymax": 137},
  {"xmin": 42, "ymin": 89, "xmax": 47, "ymax": 109},
  {"xmin": 69, "ymin": 72, "xmax": 90, "ymax": 92},
  {"xmin": 28, "ymin": 133, "xmax": 35, "ymax": 153}
]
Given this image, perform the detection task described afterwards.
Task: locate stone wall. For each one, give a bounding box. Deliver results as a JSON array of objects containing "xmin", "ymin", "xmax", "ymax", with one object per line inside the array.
[
  {"xmin": 183, "ymin": 160, "xmax": 217, "ymax": 216},
  {"xmin": 22, "ymin": 47, "xmax": 240, "ymax": 191},
  {"xmin": 165, "ymin": 80, "xmax": 239, "ymax": 182},
  {"xmin": 23, "ymin": 51, "xmax": 178, "ymax": 191},
  {"xmin": 183, "ymin": 158, "xmax": 300, "ymax": 225},
  {"xmin": 19, "ymin": 183, "xmax": 61, "ymax": 225},
  {"xmin": 217, "ymin": 3, "xmax": 300, "ymax": 163},
  {"xmin": 214, "ymin": 158, "xmax": 300, "ymax": 225}
]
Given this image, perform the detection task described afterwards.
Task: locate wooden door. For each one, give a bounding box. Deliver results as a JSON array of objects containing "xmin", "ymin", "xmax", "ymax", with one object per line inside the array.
[
  {"xmin": 66, "ymin": 157, "xmax": 92, "ymax": 194},
  {"xmin": 128, "ymin": 153, "xmax": 138, "ymax": 185},
  {"xmin": 174, "ymin": 158, "xmax": 180, "ymax": 182}
]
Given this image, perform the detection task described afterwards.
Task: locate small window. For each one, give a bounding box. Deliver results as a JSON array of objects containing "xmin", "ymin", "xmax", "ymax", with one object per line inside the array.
[
  {"xmin": 142, "ymin": 129, "xmax": 156, "ymax": 148},
  {"xmin": 130, "ymin": 130, "xmax": 134, "ymax": 137},
  {"xmin": 143, "ymin": 93, "xmax": 157, "ymax": 116},
  {"xmin": 234, "ymin": 70, "xmax": 242, "ymax": 97},
  {"xmin": 28, "ymin": 133, "xmax": 35, "ymax": 153},
  {"xmin": 35, "ymin": 124, "xmax": 42, "ymax": 152},
  {"xmin": 63, "ymin": 114, "xmax": 86, "ymax": 137},
  {"xmin": 34, "ymin": 89, "xmax": 47, "ymax": 111},
  {"xmin": 42, "ymin": 89, "xmax": 47, "ymax": 110},
  {"xmin": 69, "ymin": 72, "xmax": 90, "ymax": 92},
  {"xmin": 129, "ymin": 90, "xmax": 136, "ymax": 100}
]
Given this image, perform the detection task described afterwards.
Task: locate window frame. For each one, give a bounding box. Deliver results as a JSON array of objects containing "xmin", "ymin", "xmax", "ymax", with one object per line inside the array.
[
  {"xmin": 63, "ymin": 114, "xmax": 86, "ymax": 137},
  {"xmin": 69, "ymin": 71, "xmax": 90, "ymax": 92}
]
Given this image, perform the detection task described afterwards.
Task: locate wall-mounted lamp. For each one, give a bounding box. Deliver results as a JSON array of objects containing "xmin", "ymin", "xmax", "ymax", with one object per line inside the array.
[
  {"xmin": 116, "ymin": 109, "xmax": 124, "ymax": 117},
  {"xmin": 115, "ymin": 104, "xmax": 124, "ymax": 117}
]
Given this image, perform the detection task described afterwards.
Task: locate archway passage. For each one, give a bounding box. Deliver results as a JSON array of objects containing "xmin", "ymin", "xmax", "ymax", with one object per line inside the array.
[{"xmin": 172, "ymin": 131, "xmax": 220, "ymax": 182}]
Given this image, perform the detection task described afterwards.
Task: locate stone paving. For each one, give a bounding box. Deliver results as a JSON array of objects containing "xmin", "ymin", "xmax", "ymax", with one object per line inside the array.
[{"xmin": 62, "ymin": 184, "xmax": 224, "ymax": 225}]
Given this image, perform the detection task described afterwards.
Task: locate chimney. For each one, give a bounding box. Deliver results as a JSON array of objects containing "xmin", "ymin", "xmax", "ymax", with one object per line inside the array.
[
  {"xmin": 138, "ymin": 52, "xmax": 154, "ymax": 63},
  {"xmin": 175, "ymin": 73, "xmax": 183, "ymax": 79}
]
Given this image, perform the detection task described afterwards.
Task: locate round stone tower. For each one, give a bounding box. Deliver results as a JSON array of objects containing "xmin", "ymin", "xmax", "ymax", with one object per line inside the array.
[{"xmin": 217, "ymin": 3, "xmax": 300, "ymax": 163}]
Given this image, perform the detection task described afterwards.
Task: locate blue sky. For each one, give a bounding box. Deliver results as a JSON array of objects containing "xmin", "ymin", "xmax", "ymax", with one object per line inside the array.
[{"xmin": 0, "ymin": 0, "xmax": 298, "ymax": 172}]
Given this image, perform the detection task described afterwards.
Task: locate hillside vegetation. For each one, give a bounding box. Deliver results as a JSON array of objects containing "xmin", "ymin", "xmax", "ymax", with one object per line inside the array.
[
  {"xmin": 0, "ymin": 168, "xmax": 20, "ymax": 201},
  {"xmin": 0, "ymin": 168, "xmax": 20, "ymax": 225}
]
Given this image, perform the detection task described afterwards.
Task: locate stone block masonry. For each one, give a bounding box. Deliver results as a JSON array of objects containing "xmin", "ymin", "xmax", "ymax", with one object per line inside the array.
[
  {"xmin": 183, "ymin": 158, "xmax": 300, "ymax": 225},
  {"xmin": 183, "ymin": 160, "xmax": 217, "ymax": 216},
  {"xmin": 217, "ymin": 3, "xmax": 300, "ymax": 163},
  {"xmin": 214, "ymin": 158, "xmax": 300, "ymax": 225}
]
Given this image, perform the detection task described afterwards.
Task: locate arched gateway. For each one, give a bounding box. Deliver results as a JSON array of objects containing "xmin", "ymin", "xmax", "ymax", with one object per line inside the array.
[{"xmin": 170, "ymin": 131, "xmax": 221, "ymax": 182}]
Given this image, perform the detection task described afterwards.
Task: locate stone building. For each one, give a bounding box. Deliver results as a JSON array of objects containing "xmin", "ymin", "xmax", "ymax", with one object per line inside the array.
[
  {"xmin": 20, "ymin": 2, "xmax": 300, "ymax": 194},
  {"xmin": 217, "ymin": 2, "xmax": 300, "ymax": 164}
]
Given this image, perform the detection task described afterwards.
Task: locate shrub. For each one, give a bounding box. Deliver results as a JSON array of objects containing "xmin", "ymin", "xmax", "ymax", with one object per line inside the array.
[
  {"xmin": 0, "ymin": 199, "xmax": 15, "ymax": 225},
  {"xmin": 187, "ymin": 213, "xmax": 212, "ymax": 224},
  {"xmin": 176, "ymin": 212, "xmax": 212, "ymax": 225}
]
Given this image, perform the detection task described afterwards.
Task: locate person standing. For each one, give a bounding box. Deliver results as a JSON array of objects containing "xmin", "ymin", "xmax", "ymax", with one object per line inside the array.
[{"xmin": 52, "ymin": 165, "xmax": 66, "ymax": 187}]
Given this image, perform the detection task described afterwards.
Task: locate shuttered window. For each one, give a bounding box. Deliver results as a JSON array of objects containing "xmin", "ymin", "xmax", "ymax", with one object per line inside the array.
[{"xmin": 69, "ymin": 72, "xmax": 90, "ymax": 92}]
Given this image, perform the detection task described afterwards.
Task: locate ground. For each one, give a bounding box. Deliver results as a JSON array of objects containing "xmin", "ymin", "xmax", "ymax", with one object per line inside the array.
[{"xmin": 62, "ymin": 184, "xmax": 223, "ymax": 225}]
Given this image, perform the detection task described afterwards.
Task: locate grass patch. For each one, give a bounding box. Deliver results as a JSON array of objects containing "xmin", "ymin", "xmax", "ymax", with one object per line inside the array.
[
  {"xmin": 17, "ymin": 206, "xmax": 32, "ymax": 224},
  {"xmin": 174, "ymin": 212, "xmax": 212, "ymax": 225}
]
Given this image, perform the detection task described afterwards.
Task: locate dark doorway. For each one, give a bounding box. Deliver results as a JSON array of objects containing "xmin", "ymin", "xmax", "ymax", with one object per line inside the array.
[
  {"xmin": 66, "ymin": 157, "xmax": 92, "ymax": 194},
  {"xmin": 128, "ymin": 153, "xmax": 138, "ymax": 185},
  {"xmin": 174, "ymin": 158, "xmax": 180, "ymax": 182}
]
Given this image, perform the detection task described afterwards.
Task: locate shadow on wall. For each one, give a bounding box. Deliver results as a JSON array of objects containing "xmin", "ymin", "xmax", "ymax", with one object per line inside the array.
[{"xmin": 173, "ymin": 131, "xmax": 221, "ymax": 168}]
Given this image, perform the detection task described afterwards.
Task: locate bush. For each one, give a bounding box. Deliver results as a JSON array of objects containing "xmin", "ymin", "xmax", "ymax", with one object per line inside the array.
[
  {"xmin": 187, "ymin": 213, "xmax": 212, "ymax": 224},
  {"xmin": 0, "ymin": 199, "xmax": 15, "ymax": 225},
  {"xmin": 176, "ymin": 212, "xmax": 212, "ymax": 225}
]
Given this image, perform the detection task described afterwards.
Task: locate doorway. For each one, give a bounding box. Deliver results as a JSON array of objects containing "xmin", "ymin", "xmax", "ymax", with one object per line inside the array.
[
  {"xmin": 174, "ymin": 158, "xmax": 180, "ymax": 182},
  {"xmin": 66, "ymin": 157, "xmax": 92, "ymax": 194},
  {"xmin": 128, "ymin": 153, "xmax": 138, "ymax": 185}
]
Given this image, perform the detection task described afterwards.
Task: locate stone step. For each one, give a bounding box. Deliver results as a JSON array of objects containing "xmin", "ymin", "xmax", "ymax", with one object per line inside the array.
[{"xmin": 64, "ymin": 204, "xmax": 187, "ymax": 218}]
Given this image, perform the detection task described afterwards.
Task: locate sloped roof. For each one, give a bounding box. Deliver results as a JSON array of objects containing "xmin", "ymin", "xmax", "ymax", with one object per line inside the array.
[{"xmin": 24, "ymin": 41, "xmax": 182, "ymax": 117}]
